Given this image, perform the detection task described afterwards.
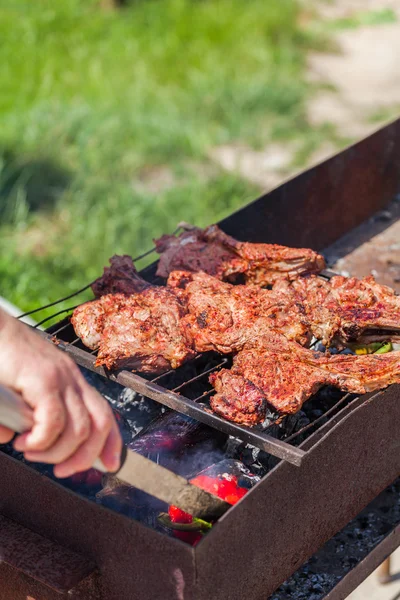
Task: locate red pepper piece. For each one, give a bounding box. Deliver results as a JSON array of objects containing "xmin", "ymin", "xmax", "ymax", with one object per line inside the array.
[
  {"xmin": 168, "ymin": 473, "xmax": 248, "ymax": 526},
  {"xmin": 168, "ymin": 505, "xmax": 193, "ymax": 524}
]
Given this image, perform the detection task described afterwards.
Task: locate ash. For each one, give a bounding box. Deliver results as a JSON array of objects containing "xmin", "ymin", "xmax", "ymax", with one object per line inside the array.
[{"xmin": 269, "ymin": 478, "xmax": 400, "ymax": 600}]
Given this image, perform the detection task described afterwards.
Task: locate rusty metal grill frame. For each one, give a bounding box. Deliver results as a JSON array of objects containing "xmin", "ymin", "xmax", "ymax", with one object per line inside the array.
[
  {"xmin": 19, "ymin": 244, "xmax": 362, "ymax": 467},
  {"xmin": 3, "ymin": 118, "xmax": 400, "ymax": 600}
]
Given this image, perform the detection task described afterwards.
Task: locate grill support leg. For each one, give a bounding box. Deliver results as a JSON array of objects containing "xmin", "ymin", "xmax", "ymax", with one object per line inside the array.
[{"xmin": 377, "ymin": 556, "xmax": 392, "ymax": 584}]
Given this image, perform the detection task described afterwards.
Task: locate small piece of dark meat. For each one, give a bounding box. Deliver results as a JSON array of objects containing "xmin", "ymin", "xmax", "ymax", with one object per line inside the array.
[
  {"xmin": 91, "ymin": 255, "xmax": 150, "ymax": 297},
  {"xmin": 155, "ymin": 224, "xmax": 325, "ymax": 285}
]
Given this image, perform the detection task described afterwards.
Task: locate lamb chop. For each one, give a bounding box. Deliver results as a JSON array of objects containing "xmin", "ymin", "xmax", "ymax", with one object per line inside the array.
[
  {"xmin": 71, "ymin": 288, "xmax": 196, "ymax": 373},
  {"xmin": 155, "ymin": 224, "xmax": 325, "ymax": 286},
  {"xmin": 210, "ymin": 333, "xmax": 400, "ymax": 424},
  {"xmin": 274, "ymin": 275, "xmax": 400, "ymax": 348},
  {"xmin": 167, "ymin": 270, "xmax": 310, "ymax": 353}
]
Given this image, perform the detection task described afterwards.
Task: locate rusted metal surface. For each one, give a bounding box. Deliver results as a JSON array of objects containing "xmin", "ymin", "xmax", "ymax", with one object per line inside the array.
[
  {"xmin": 0, "ymin": 453, "xmax": 197, "ymax": 600},
  {"xmin": 218, "ymin": 118, "xmax": 400, "ymax": 249},
  {"xmin": 326, "ymin": 197, "xmax": 400, "ymax": 292},
  {"xmin": 193, "ymin": 386, "xmax": 400, "ymax": 600},
  {"xmin": 0, "ymin": 563, "xmax": 102, "ymax": 600},
  {"xmin": 1, "ymin": 383, "xmax": 400, "ymax": 599},
  {"xmin": 0, "ymin": 514, "xmax": 95, "ymax": 592},
  {"xmin": 271, "ymin": 478, "xmax": 400, "ymax": 599}
]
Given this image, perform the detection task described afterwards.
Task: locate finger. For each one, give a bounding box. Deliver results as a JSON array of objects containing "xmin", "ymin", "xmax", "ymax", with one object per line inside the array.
[
  {"xmin": 99, "ymin": 416, "xmax": 123, "ymax": 473},
  {"xmin": 24, "ymin": 386, "xmax": 91, "ymax": 465},
  {"xmin": 54, "ymin": 387, "xmax": 113, "ymax": 478},
  {"xmin": 0, "ymin": 425, "xmax": 14, "ymax": 444},
  {"xmin": 13, "ymin": 390, "xmax": 66, "ymax": 452}
]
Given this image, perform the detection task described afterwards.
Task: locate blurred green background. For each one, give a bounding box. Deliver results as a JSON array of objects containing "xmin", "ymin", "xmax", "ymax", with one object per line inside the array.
[{"xmin": 0, "ymin": 0, "xmax": 396, "ymax": 315}]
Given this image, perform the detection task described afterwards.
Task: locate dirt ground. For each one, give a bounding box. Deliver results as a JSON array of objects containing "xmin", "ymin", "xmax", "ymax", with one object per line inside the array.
[
  {"xmin": 211, "ymin": 0, "xmax": 400, "ymax": 191},
  {"xmin": 308, "ymin": 0, "xmax": 400, "ymax": 138}
]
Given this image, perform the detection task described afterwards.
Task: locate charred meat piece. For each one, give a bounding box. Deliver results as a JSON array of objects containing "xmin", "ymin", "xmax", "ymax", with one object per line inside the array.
[
  {"xmin": 155, "ymin": 226, "xmax": 245, "ymax": 281},
  {"xmin": 155, "ymin": 224, "xmax": 325, "ymax": 285},
  {"xmin": 210, "ymin": 333, "xmax": 400, "ymax": 422},
  {"xmin": 91, "ymin": 255, "xmax": 150, "ymax": 297},
  {"xmin": 72, "ymin": 288, "xmax": 195, "ymax": 373},
  {"xmin": 167, "ymin": 270, "xmax": 310, "ymax": 353},
  {"xmin": 275, "ymin": 275, "xmax": 400, "ymax": 348}
]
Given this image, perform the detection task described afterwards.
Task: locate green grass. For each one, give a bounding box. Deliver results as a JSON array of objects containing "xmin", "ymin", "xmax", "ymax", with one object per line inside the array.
[
  {"xmin": 0, "ymin": 0, "xmax": 323, "ymax": 315},
  {"xmin": 324, "ymin": 8, "xmax": 397, "ymax": 31}
]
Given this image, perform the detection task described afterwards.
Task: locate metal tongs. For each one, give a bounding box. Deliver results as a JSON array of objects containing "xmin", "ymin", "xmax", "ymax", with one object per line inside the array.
[{"xmin": 0, "ymin": 384, "xmax": 230, "ymax": 521}]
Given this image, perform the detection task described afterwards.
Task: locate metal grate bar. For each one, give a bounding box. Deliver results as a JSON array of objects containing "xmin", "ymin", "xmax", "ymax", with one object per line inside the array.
[
  {"xmin": 192, "ymin": 389, "xmax": 215, "ymax": 403},
  {"xmin": 150, "ymin": 369, "xmax": 175, "ymax": 384},
  {"xmin": 16, "ymin": 224, "xmax": 188, "ymax": 324},
  {"xmin": 149, "ymin": 356, "xmax": 204, "ymax": 384},
  {"xmin": 320, "ymin": 269, "xmax": 337, "ymax": 280},
  {"xmin": 34, "ymin": 306, "xmax": 80, "ymax": 329},
  {"xmin": 35, "ymin": 329, "xmax": 306, "ymax": 466},
  {"xmin": 172, "ymin": 359, "xmax": 228, "ymax": 393},
  {"xmin": 67, "ymin": 337, "xmax": 83, "ymax": 347},
  {"xmin": 284, "ymin": 392, "xmax": 355, "ymax": 443},
  {"xmin": 50, "ymin": 321, "xmax": 73, "ymax": 337},
  {"xmin": 17, "ymin": 283, "xmax": 94, "ymax": 319}
]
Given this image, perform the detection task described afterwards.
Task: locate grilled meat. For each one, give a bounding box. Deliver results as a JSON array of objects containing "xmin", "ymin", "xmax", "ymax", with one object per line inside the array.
[
  {"xmin": 274, "ymin": 275, "xmax": 400, "ymax": 348},
  {"xmin": 155, "ymin": 226, "xmax": 244, "ymax": 281},
  {"xmin": 167, "ymin": 270, "xmax": 310, "ymax": 353},
  {"xmin": 210, "ymin": 333, "xmax": 400, "ymax": 423},
  {"xmin": 91, "ymin": 255, "xmax": 150, "ymax": 297},
  {"xmin": 71, "ymin": 294, "xmax": 116, "ymax": 350},
  {"xmin": 71, "ymin": 288, "xmax": 195, "ymax": 373},
  {"xmin": 74, "ymin": 262, "xmax": 400, "ymax": 381},
  {"xmin": 73, "ymin": 269, "xmax": 308, "ymax": 370},
  {"xmin": 155, "ymin": 224, "xmax": 325, "ymax": 285},
  {"xmin": 73, "ymin": 249, "xmax": 400, "ymax": 423}
]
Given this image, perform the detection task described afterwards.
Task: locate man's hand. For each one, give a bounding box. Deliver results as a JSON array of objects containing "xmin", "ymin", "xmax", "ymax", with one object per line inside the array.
[{"xmin": 0, "ymin": 310, "xmax": 122, "ymax": 478}]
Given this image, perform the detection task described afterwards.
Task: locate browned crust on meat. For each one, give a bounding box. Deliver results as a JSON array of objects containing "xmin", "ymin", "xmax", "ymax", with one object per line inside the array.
[
  {"xmin": 209, "ymin": 332, "xmax": 400, "ymax": 423},
  {"xmin": 155, "ymin": 224, "xmax": 325, "ymax": 285}
]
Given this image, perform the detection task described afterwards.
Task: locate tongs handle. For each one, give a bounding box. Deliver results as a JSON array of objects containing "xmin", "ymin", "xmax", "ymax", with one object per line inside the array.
[
  {"xmin": 0, "ymin": 383, "xmax": 34, "ymax": 433},
  {"xmin": 0, "ymin": 383, "xmax": 106, "ymax": 472}
]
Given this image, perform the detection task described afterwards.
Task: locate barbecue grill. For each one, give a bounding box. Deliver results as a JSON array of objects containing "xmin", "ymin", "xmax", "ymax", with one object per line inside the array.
[{"xmin": 2, "ymin": 118, "xmax": 400, "ymax": 600}]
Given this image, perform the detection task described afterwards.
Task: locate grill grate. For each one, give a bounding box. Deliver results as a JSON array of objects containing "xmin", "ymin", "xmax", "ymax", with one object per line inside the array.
[{"xmin": 19, "ymin": 236, "xmax": 360, "ymax": 467}]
